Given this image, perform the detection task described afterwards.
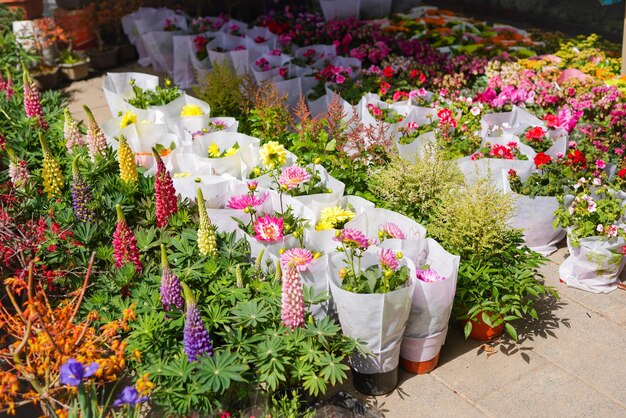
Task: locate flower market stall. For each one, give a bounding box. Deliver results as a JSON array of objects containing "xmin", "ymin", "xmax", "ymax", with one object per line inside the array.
[{"xmin": 2, "ymin": 2, "xmax": 626, "ymax": 417}]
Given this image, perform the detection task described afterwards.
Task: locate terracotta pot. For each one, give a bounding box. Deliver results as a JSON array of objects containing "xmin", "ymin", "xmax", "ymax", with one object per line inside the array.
[
  {"xmin": 0, "ymin": 0, "xmax": 43, "ymax": 19},
  {"xmin": 32, "ymin": 66, "xmax": 60, "ymax": 90},
  {"xmin": 59, "ymin": 60, "xmax": 89, "ymax": 81},
  {"xmin": 400, "ymin": 351, "xmax": 440, "ymax": 374},
  {"xmin": 465, "ymin": 312, "xmax": 504, "ymax": 341},
  {"xmin": 87, "ymin": 46, "xmax": 118, "ymax": 70}
]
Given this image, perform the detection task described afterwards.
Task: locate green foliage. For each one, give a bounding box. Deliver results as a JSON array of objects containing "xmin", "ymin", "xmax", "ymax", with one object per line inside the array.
[
  {"xmin": 455, "ymin": 231, "xmax": 556, "ymax": 340},
  {"xmin": 126, "ymin": 78, "xmax": 181, "ymax": 109},
  {"xmin": 429, "ymin": 175, "xmax": 516, "ymax": 259},
  {"xmin": 370, "ymin": 144, "xmax": 465, "ymax": 224},
  {"xmin": 194, "ymin": 59, "xmax": 243, "ymax": 117}
]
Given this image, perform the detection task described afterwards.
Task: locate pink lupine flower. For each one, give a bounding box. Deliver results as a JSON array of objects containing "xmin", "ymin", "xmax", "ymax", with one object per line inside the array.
[
  {"xmin": 254, "ymin": 214, "xmax": 284, "ymax": 243},
  {"xmin": 83, "ymin": 105, "xmax": 107, "ymax": 161},
  {"xmin": 278, "ymin": 166, "xmax": 311, "ymax": 190},
  {"xmin": 281, "ymin": 266, "xmax": 305, "ymax": 330},
  {"xmin": 113, "ymin": 205, "xmax": 142, "ymax": 271},
  {"xmin": 22, "ymin": 69, "xmax": 48, "ymax": 129},
  {"xmin": 154, "ymin": 150, "xmax": 178, "ymax": 227}
]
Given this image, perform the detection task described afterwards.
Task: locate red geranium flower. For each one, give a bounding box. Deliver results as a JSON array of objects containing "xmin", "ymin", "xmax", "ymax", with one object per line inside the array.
[
  {"xmin": 525, "ymin": 126, "xmax": 546, "ymax": 141},
  {"xmin": 566, "ymin": 149, "xmax": 587, "ymax": 170},
  {"xmin": 382, "ymin": 66, "xmax": 394, "ymax": 78},
  {"xmin": 618, "ymin": 168, "xmax": 626, "ymax": 178},
  {"xmin": 534, "ymin": 152, "xmax": 552, "ymax": 168}
]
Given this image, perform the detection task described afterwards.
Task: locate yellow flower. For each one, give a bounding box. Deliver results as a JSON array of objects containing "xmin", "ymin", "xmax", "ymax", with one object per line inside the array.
[
  {"xmin": 120, "ymin": 111, "xmax": 137, "ymax": 129},
  {"xmin": 315, "ymin": 206, "xmax": 355, "ymax": 230},
  {"xmin": 259, "ymin": 141, "xmax": 287, "ymax": 170},
  {"xmin": 173, "ymin": 172, "xmax": 191, "ymax": 178},
  {"xmin": 208, "ymin": 142, "xmax": 220, "ymax": 158},
  {"xmin": 180, "ymin": 104, "xmax": 204, "ymax": 117},
  {"xmin": 224, "ymin": 146, "xmax": 239, "ymax": 157}
]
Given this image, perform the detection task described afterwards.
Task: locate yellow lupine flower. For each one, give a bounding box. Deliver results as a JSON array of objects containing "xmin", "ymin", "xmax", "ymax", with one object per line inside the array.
[
  {"xmin": 259, "ymin": 141, "xmax": 287, "ymax": 170},
  {"xmin": 39, "ymin": 134, "xmax": 64, "ymax": 197},
  {"xmin": 118, "ymin": 134, "xmax": 138, "ymax": 184},
  {"xmin": 197, "ymin": 188, "xmax": 217, "ymax": 257},
  {"xmin": 180, "ymin": 104, "xmax": 204, "ymax": 117},
  {"xmin": 120, "ymin": 111, "xmax": 137, "ymax": 129}
]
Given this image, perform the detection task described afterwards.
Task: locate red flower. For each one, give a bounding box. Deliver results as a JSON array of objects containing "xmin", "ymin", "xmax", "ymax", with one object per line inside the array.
[
  {"xmin": 379, "ymin": 81, "xmax": 391, "ymax": 95},
  {"xmin": 508, "ymin": 169, "xmax": 518, "ymax": 177},
  {"xmin": 534, "ymin": 152, "xmax": 552, "ymax": 168},
  {"xmin": 382, "ymin": 66, "xmax": 394, "ymax": 78},
  {"xmin": 525, "ymin": 126, "xmax": 546, "ymax": 141},
  {"xmin": 566, "ymin": 150, "xmax": 587, "ymax": 170},
  {"xmin": 618, "ymin": 168, "xmax": 626, "ymax": 178},
  {"xmin": 544, "ymin": 114, "xmax": 558, "ymax": 129},
  {"xmin": 409, "ymin": 69, "xmax": 419, "ymax": 78}
]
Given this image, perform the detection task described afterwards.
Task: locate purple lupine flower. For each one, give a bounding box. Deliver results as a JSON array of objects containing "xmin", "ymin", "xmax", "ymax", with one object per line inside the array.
[
  {"xmin": 113, "ymin": 386, "xmax": 148, "ymax": 407},
  {"xmin": 183, "ymin": 299, "xmax": 213, "ymax": 362},
  {"xmin": 59, "ymin": 359, "xmax": 99, "ymax": 387},
  {"xmin": 160, "ymin": 244, "xmax": 183, "ymax": 312},
  {"xmin": 71, "ymin": 157, "xmax": 95, "ymax": 223}
]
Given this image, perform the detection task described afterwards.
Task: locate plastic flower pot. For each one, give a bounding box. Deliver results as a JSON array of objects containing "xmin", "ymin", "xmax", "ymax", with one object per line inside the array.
[
  {"xmin": 400, "ymin": 351, "xmax": 440, "ymax": 374},
  {"xmin": 464, "ymin": 312, "xmax": 504, "ymax": 342},
  {"xmin": 33, "ymin": 66, "xmax": 60, "ymax": 90},
  {"xmin": 59, "ymin": 59, "xmax": 89, "ymax": 81},
  {"xmin": 87, "ymin": 46, "xmax": 119, "ymax": 70}
]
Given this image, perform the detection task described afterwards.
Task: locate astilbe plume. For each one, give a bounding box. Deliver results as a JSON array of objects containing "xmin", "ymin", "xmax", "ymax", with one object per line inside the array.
[
  {"xmin": 182, "ymin": 283, "xmax": 213, "ymax": 362},
  {"xmin": 64, "ymin": 109, "xmax": 85, "ymax": 152},
  {"xmin": 154, "ymin": 149, "xmax": 178, "ymax": 227},
  {"xmin": 160, "ymin": 244, "xmax": 184, "ymax": 311},
  {"xmin": 22, "ymin": 67, "xmax": 48, "ymax": 129},
  {"xmin": 6, "ymin": 145, "xmax": 30, "ymax": 189},
  {"xmin": 113, "ymin": 205, "xmax": 142, "ymax": 271},
  {"xmin": 117, "ymin": 134, "xmax": 138, "ymax": 183},
  {"xmin": 83, "ymin": 105, "xmax": 107, "ymax": 161},
  {"xmin": 280, "ymin": 266, "xmax": 305, "ymax": 330},
  {"xmin": 196, "ymin": 188, "xmax": 217, "ymax": 257},
  {"xmin": 71, "ymin": 157, "xmax": 95, "ymax": 223},
  {"xmin": 39, "ymin": 133, "xmax": 64, "ymax": 197}
]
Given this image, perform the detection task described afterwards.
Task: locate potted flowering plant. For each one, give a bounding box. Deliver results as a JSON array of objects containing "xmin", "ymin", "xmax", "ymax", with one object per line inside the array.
[
  {"xmin": 328, "ymin": 229, "xmax": 414, "ymax": 395},
  {"xmin": 58, "ymin": 48, "xmax": 89, "ymax": 81},
  {"xmin": 554, "ymin": 180, "xmax": 626, "ymax": 293}
]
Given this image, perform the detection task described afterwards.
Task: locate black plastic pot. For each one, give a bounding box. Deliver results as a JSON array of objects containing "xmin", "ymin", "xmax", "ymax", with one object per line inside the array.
[
  {"xmin": 87, "ymin": 47, "xmax": 119, "ymax": 70},
  {"xmin": 117, "ymin": 43, "xmax": 138, "ymax": 63},
  {"xmin": 351, "ymin": 366, "xmax": 398, "ymax": 396},
  {"xmin": 33, "ymin": 66, "xmax": 61, "ymax": 90}
]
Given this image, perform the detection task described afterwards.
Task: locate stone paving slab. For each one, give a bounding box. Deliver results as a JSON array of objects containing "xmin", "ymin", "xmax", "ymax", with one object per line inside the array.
[{"xmin": 62, "ymin": 65, "xmax": 626, "ymax": 418}]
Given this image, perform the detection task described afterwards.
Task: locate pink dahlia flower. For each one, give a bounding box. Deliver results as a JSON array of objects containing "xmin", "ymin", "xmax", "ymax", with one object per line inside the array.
[
  {"xmin": 280, "ymin": 248, "xmax": 313, "ymax": 272},
  {"xmin": 227, "ymin": 192, "xmax": 268, "ymax": 210},
  {"xmin": 254, "ymin": 214, "xmax": 284, "ymax": 243},
  {"xmin": 416, "ymin": 268, "xmax": 446, "ymax": 283},
  {"xmin": 333, "ymin": 228, "xmax": 370, "ymax": 249},
  {"xmin": 379, "ymin": 248, "xmax": 400, "ymax": 271},
  {"xmin": 278, "ymin": 166, "xmax": 311, "ymax": 190},
  {"xmin": 379, "ymin": 222, "xmax": 406, "ymax": 239}
]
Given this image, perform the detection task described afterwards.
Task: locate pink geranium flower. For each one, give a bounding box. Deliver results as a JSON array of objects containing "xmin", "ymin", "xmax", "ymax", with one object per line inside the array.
[{"xmin": 254, "ymin": 214, "xmax": 284, "ymax": 243}]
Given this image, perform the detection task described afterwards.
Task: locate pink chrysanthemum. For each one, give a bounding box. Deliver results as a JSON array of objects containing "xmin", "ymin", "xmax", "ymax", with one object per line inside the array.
[
  {"xmin": 280, "ymin": 248, "xmax": 313, "ymax": 272},
  {"xmin": 333, "ymin": 228, "xmax": 370, "ymax": 249},
  {"xmin": 379, "ymin": 222, "xmax": 406, "ymax": 239},
  {"xmin": 254, "ymin": 214, "xmax": 284, "ymax": 243},
  {"xmin": 379, "ymin": 248, "xmax": 400, "ymax": 271},
  {"xmin": 416, "ymin": 268, "xmax": 446, "ymax": 283},
  {"xmin": 278, "ymin": 166, "xmax": 311, "ymax": 190},
  {"xmin": 281, "ymin": 266, "xmax": 305, "ymax": 330},
  {"xmin": 227, "ymin": 192, "xmax": 268, "ymax": 210}
]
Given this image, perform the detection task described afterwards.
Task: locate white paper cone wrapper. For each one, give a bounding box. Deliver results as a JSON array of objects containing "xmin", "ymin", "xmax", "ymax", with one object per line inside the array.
[
  {"xmin": 396, "ymin": 131, "xmax": 436, "ymax": 162},
  {"xmin": 559, "ymin": 229, "xmax": 626, "ymax": 293},
  {"xmin": 457, "ymin": 157, "xmax": 534, "ymax": 189},
  {"xmin": 320, "ymin": 0, "xmax": 360, "ymax": 20},
  {"xmin": 103, "ymin": 72, "xmax": 159, "ymax": 116},
  {"xmin": 328, "ymin": 251, "xmax": 415, "ymax": 374}
]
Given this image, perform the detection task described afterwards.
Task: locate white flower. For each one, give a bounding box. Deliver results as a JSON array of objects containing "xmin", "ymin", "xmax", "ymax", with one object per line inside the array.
[
  {"xmin": 587, "ymin": 201, "xmax": 597, "ymax": 213},
  {"xmin": 596, "ymin": 224, "xmax": 604, "ymax": 233},
  {"xmin": 592, "ymin": 177, "xmax": 602, "ymax": 186},
  {"xmin": 606, "ymin": 225, "xmax": 618, "ymax": 237},
  {"xmin": 470, "ymin": 107, "xmax": 481, "ymax": 116},
  {"xmin": 568, "ymin": 205, "xmax": 575, "ymax": 215}
]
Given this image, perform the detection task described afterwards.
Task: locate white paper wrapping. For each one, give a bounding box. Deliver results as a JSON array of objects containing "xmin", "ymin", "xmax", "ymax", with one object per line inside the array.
[
  {"xmin": 328, "ymin": 251, "xmax": 415, "ymax": 374},
  {"xmin": 320, "ymin": 0, "xmax": 360, "ymax": 20}
]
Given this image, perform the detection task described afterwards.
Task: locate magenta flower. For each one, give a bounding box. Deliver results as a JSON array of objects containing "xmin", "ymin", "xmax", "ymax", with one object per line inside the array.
[
  {"xmin": 280, "ymin": 248, "xmax": 313, "ymax": 272},
  {"xmin": 379, "ymin": 222, "xmax": 406, "ymax": 240},
  {"xmin": 113, "ymin": 205, "xmax": 142, "ymax": 271},
  {"xmin": 281, "ymin": 266, "xmax": 305, "ymax": 330},
  {"xmin": 227, "ymin": 192, "xmax": 267, "ymax": 210},
  {"xmin": 333, "ymin": 228, "xmax": 370, "ymax": 250},
  {"xmin": 22, "ymin": 69, "xmax": 48, "ymax": 129},
  {"xmin": 253, "ymin": 214, "xmax": 284, "ymax": 243},
  {"xmin": 278, "ymin": 166, "xmax": 311, "ymax": 190},
  {"xmin": 379, "ymin": 248, "xmax": 400, "ymax": 271},
  {"xmin": 154, "ymin": 150, "xmax": 178, "ymax": 228},
  {"xmin": 416, "ymin": 268, "xmax": 446, "ymax": 283}
]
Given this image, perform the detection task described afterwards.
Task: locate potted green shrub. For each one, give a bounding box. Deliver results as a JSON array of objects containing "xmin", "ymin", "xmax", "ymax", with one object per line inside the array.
[
  {"xmin": 430, "ymin": 176, "xmax": 557, "ymax": 341},
  {"xmin": 58, "ymin": 48, "xmax": 89, "ymax": 80}
]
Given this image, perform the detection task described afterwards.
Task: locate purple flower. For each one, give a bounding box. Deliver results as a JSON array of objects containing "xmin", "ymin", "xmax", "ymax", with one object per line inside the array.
[
  {"xmin": 113, "ymin": 386, "xmax": 148, "ymax": 407},
  {"xmin": 184, "ymin": 301, "xmax": 214, "ymax": 362},
  {"xmin": 160, "ymin": 245, "xmax": 184, "ymax": 312},
  {"xmin": 59, "ymin": 359, "xmax": 99, "ymax": 387}
]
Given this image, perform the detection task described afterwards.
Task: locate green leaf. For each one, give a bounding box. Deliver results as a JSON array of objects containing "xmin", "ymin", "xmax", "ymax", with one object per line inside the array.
[
  {"xmin": 196, "ymin": 351, "xmax": 248, "ymax": 394},
  {"xmin": 464, "ymin": 321, "xmax": 472, "ymax": 339},
  {"xmin": 505, "ymin": 323, "xmax": 518, "ymax": 341}
]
